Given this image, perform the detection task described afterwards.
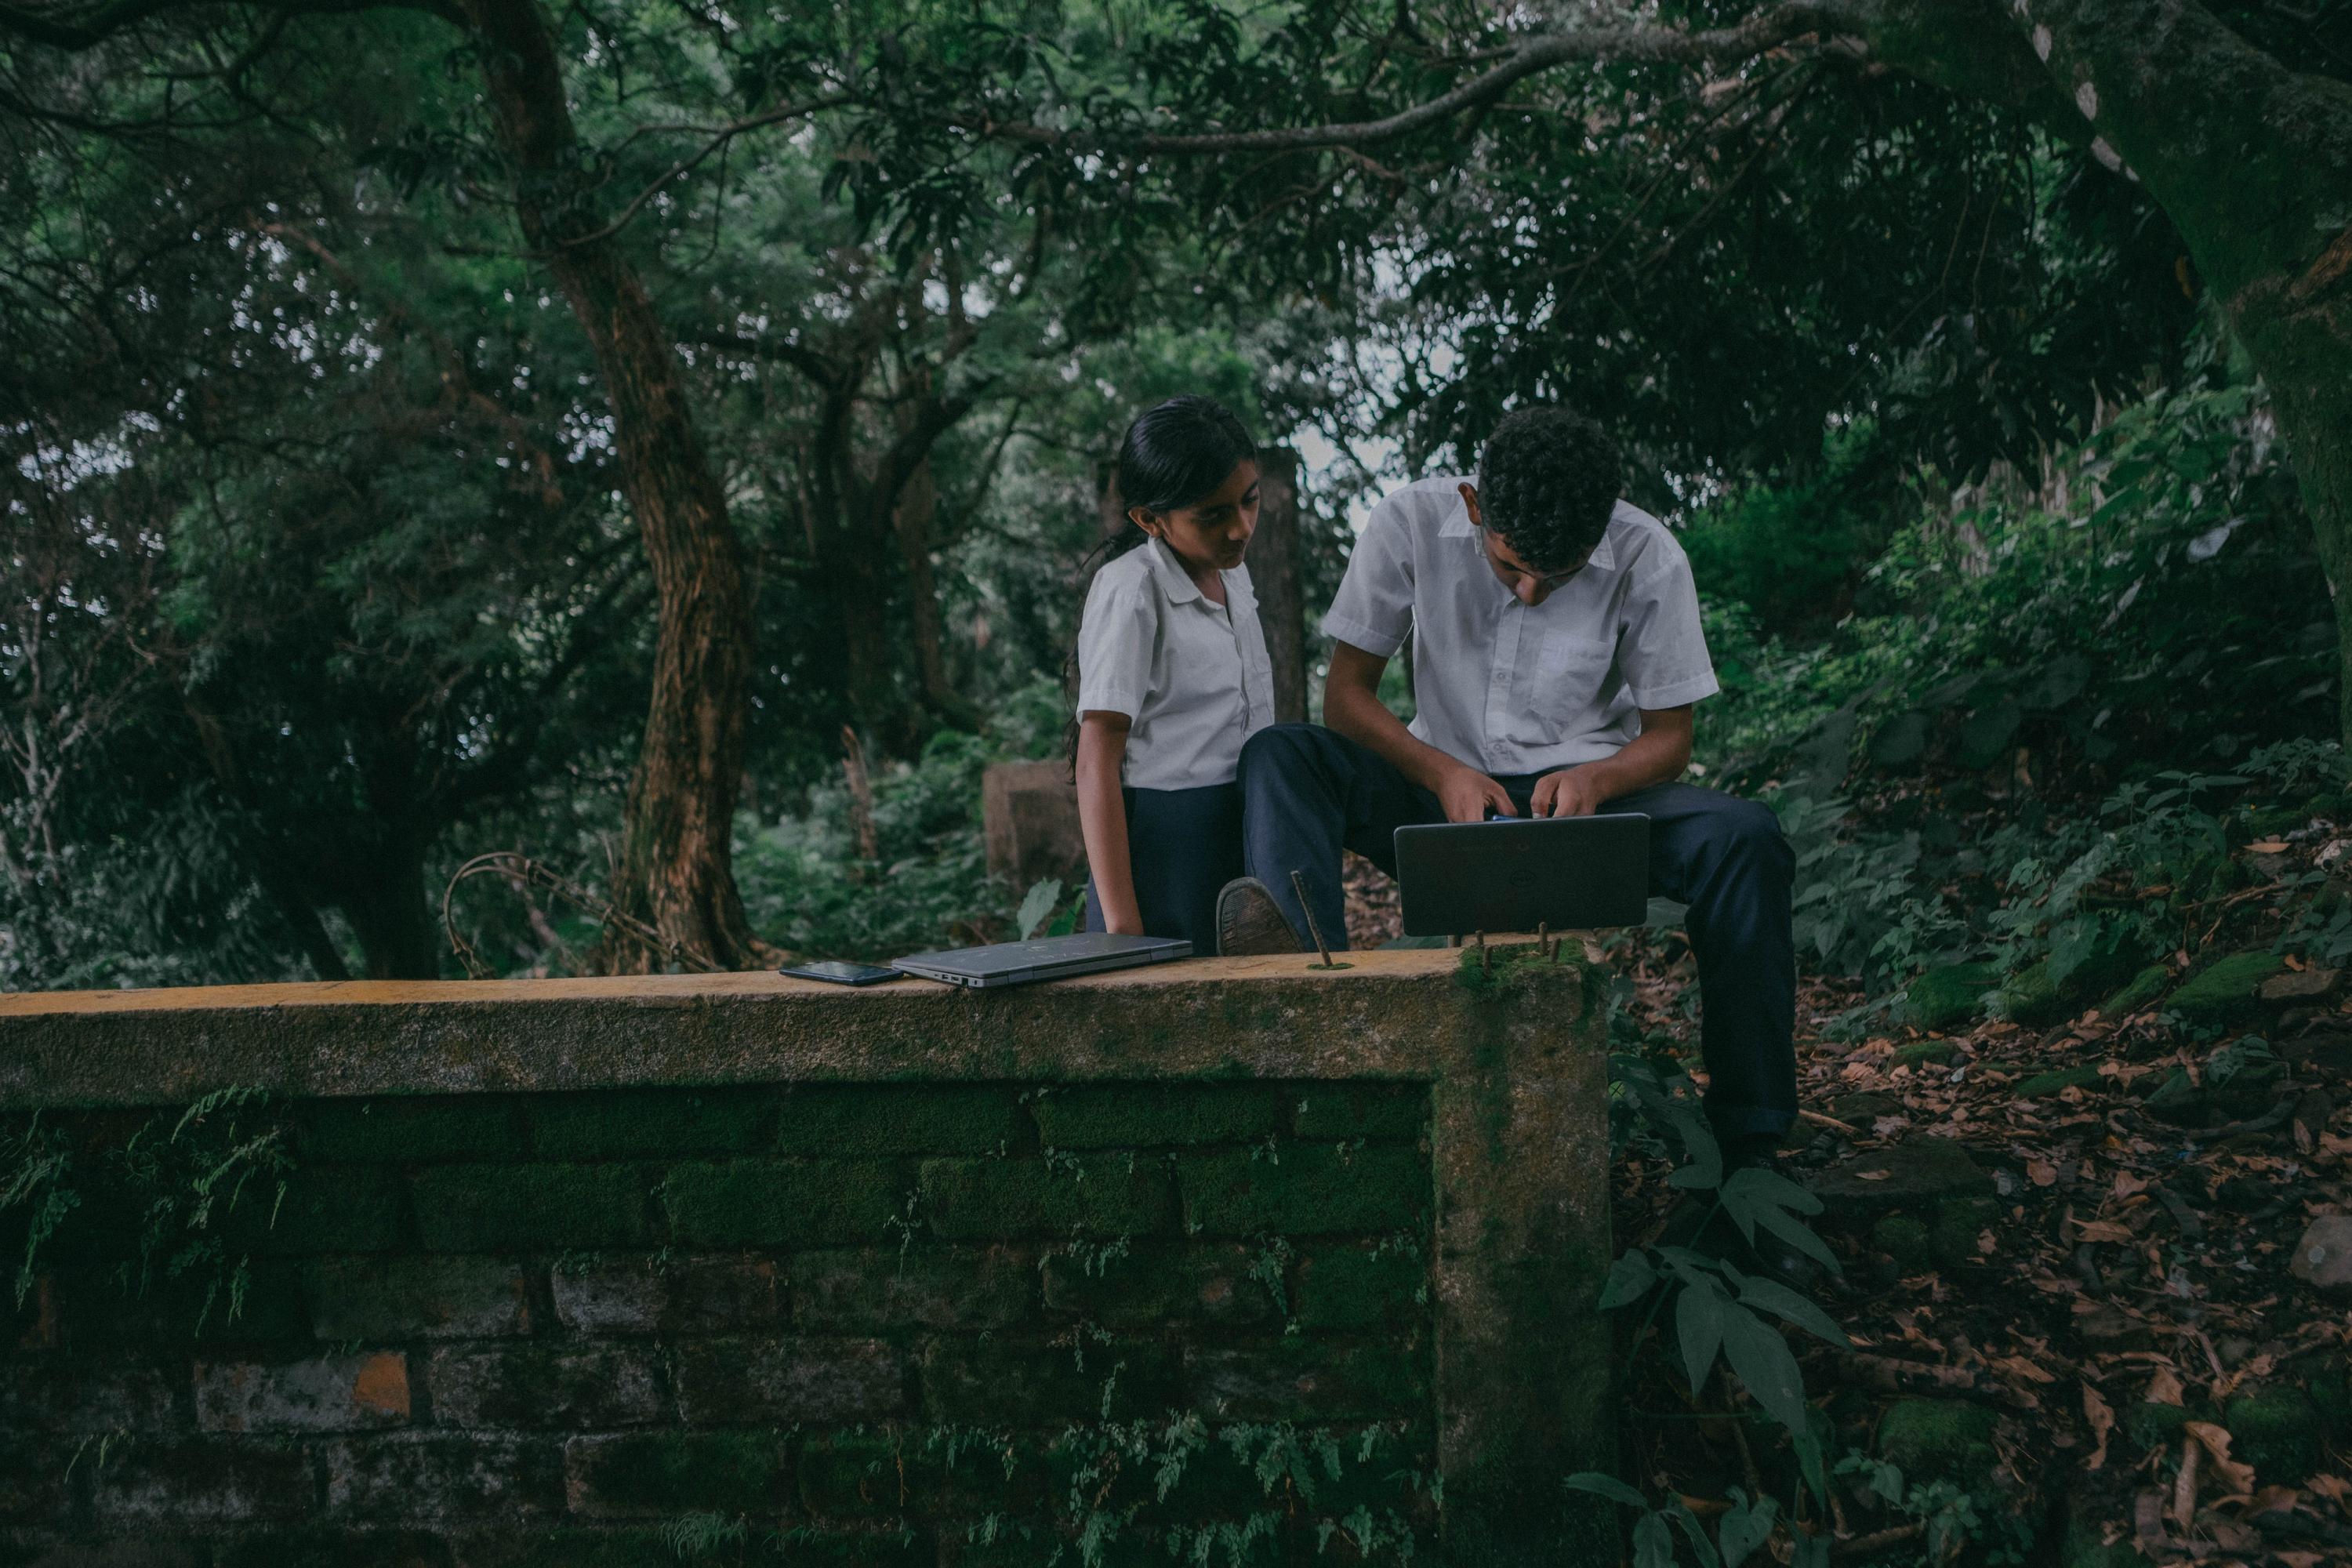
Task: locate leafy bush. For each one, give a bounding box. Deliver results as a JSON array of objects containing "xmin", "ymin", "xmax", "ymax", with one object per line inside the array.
[
  {"xmin": 1686, "ymin": 368, "xmax": 2336, "ymax": 1009},
  {"xmin": 1698, "ymin": 373, "xmax": 2328, "ymax": 793},
  {"xmin": 735, "ymin": 679, "xmax": 1074, "ymax": 962},
  {"xmin": 1679, "ymin": 422, "xmax": 1896, "ymax": 638}
]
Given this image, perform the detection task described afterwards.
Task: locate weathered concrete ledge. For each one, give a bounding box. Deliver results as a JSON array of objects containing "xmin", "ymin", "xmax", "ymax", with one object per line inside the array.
[
  {"xmin": 0, "ymin": 946, "xmax": 1613, "ymax": 1564},
  {"xmin": 1, "ymin": 948, "xmax": 1581, "ymax": 1105}
]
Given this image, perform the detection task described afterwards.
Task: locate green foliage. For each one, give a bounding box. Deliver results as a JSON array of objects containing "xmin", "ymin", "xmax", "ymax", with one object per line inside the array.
[
  {"xmin": 119, "ymin": 1087, "xmax": 295, "ymax": 1334},
  {"xmin": 1690, "ymin": 373, "xmax": 2335, "ymax": 1015},
  {"xmin": 660, "ymin": 1512, "xmax": 751, "ymax": 1559},
  {"xmin": 0, "ymin": 1086, "xmax": 292, "ymax": 1335},
  {"xmin": 1593, "ymin": 1062, "xmax": 1847, "ymax": 1563},
  {"xmin": 1, "ymin": 1113, "xmax": 76, "ymax": 1308},
  {"xmin": 734, "ymin": 681, "xmax": 1067, "ymax": 963},
  {"xmin": 1701, "ymin": 372, "xmax": 2328, "ymax": 789},
  {"xmin": 1832, "ymin": 1453, "xmax": 2031, "ymax": 1565},
  {"xmin": 1680, "ymin": 423, "xmax": 1896, "ymax": 637}
]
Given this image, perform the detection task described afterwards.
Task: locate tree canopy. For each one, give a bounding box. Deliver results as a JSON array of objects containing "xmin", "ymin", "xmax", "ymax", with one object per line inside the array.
[{"xmin": 3, "ymin": 0, "xmax": 2343, "ymax": 981}]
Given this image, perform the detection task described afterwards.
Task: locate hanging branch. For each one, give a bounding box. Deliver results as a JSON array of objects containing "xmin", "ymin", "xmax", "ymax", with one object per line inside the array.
[{"xmin": 440, "ymin": 850, "xmax": 722, "ymax": 978}]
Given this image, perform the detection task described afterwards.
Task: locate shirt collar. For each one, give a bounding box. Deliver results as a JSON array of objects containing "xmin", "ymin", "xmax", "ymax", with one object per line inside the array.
[
  {"xmin": 1442, "ymin": 488, "xmax": 1621, "ymax": 572},
  {"xmin": 1144, "ymin": 536, "xmax": 1204, "ymax": 604}
]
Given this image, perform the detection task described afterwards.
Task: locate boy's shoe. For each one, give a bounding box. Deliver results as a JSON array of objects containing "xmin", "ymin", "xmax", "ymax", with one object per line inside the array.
[{"xmin": 1215, "ymin": 877, "xmax": 1302, "ymax": 956}]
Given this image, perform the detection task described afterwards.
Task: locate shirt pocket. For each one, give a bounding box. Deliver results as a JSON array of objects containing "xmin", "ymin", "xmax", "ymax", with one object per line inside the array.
[{"xmin": 1511, "ymin": 629, "xmax": 1615, "ymax": 742}]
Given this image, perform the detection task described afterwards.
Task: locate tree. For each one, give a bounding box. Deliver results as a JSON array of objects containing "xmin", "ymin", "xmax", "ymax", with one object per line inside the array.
[
  {"xmin": 0, "ymin": 0, "xmax": 786, "ymax": 970},
  {"xmin": 0, "ymin": 107, "xmax": 654, "ymax": 982},
  {"xmin": 867, "ymin": 0, "xmax": 2350, "ymax": 737}
]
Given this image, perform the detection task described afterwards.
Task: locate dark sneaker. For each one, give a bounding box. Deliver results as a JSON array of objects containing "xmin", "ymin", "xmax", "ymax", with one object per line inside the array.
[{"xmin": 1215, "ymin": 877, "xmax": 1301, "ymax": 956}]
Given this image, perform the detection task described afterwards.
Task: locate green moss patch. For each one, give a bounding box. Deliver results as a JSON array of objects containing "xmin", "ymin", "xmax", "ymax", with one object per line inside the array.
[
  {"xmin": 1179, "ymin": 1145, "xmax": 1429, "ymax": 1236},
  {"xmin": 301, "ymin": 1098, "xmax": 526, "ymax": 1164},
  {"xmin": 412, "ymin": 1164, "xmax": 649, "ymax": 1252},
  {"xmin": 1998, "ymin": 959, "xmax": 2067, "ymax": 1028},
  {"xmin": 529, "ymin": 1090, "xmax": 770, "ymax": 1160},
  {"xmin": 919, "ymin": 1153, "xmax": 1174, "ymax": 1240},
  {"xmin": 2013, "ymin": 1063, "xmax": 2106, "ymax": 1099},
  {"xmin": 1876, "ymin": 1398, "xmax": 1998, "ymax": 1487},
  {"xmin": 2170, "ymin": 951, "xmax": 2286, "ymax": 1022},
  {"xmin": 776, "ymin": 1086, "xmax": 1025, "ymax": 1156},
  {"xmin": 2099, "ymin": 964, "xmax": 2170, "ymax": 1019},
  {"xmin": 563, "ymin": 1432, "xmax": 786, "ymax": 1516},
  {"xmin": 662, "ymin": 1158, "xmax": 910, "ymax": 1248},
  {"xmin": 1031, "ymin": 1084, "xmax": 1283, "ymax": 1149},
  {"xmin": 1892, "ymin": 1040, "xmax": 1959, "ymax": 1071},
  {"xmin": 2226, "ymin": 1385, "xmax": 2326, "ymax": 1480},
  {"xmin": 1904, "ymin": 964, "xmax": 1999, "ymax": 1033},
  {"xmin": 1291, "ymin": 1084, "xmax": 1430, "ymax": 1141}
]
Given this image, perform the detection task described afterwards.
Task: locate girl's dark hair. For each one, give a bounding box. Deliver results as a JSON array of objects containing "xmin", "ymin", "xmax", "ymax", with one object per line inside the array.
[
  {"xmin": 1115, "ymin": 394, "xmax": 1258, "ymax": 517},
  {"xmin": 1062, "ymin": 396, "xmax": 1260, "ymax": 771}
]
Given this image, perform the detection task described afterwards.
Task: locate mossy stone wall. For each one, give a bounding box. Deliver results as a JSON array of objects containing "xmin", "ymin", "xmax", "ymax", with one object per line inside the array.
[
  {"xmin": 0, "ymin": 944, "xmax": 1611, "ymax": 1565},
  {"xmin": 5, "ymin": 1081, "xmax": 1436, "ymax": 1563}
]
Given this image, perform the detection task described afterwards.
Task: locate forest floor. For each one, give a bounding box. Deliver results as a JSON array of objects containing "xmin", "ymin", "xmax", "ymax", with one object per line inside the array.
[{"xmin": 1343, "ymin": 829, "xmax": 2352, "ymax": 1566}]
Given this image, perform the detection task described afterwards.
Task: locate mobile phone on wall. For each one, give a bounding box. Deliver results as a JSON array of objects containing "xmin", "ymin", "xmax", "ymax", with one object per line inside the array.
[{"xmin": 777, "ymin": 960, "xmax": 902, "ymax": 986}]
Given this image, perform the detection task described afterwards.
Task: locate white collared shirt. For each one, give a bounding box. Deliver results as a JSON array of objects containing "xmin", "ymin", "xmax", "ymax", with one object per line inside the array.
[
  {"xmin": 1321, "ymin": 476, "xmax": 1719, "ymax": 775},
  {"xmin": 1076, "ymin": 537, "xmax": 1278, "ymax": 790}
]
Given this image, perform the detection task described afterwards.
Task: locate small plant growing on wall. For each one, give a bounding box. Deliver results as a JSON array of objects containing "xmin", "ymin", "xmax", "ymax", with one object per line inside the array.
[{"xmin": 0, "ymin": 1085, "xmax": 292, "ymax": 1336}]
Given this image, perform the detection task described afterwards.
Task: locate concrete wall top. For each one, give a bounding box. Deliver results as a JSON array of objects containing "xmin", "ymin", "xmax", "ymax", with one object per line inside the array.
[{"xmin": 0, "ymin": 946, "xmax": 1594, "ymax": 1109}]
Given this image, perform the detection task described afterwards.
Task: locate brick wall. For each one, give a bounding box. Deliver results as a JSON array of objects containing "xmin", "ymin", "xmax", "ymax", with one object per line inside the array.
[
  {"xmin": 3, "ymin": 1080, "xmax": 1437, "ymax": 1565},
  {"xmin": 0, "ymin": 945, "xmax": 1615, "ymax": 1562}
]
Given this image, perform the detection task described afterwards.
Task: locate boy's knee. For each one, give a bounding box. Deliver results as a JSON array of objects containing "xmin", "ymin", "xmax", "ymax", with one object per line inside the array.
[
  {"xmin": 1716, "ymin": 797, "xmax": 1792, "ymax": 870},
  {"xmin": 1240, "ymin": 722, "xmax": 1323, "ymax": 775}
]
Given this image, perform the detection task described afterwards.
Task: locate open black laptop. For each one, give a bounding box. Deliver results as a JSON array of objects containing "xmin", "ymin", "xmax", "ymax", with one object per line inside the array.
[{"xmin": 1392, "ymin": 813, "xmax": 1650, "ymax": 937}]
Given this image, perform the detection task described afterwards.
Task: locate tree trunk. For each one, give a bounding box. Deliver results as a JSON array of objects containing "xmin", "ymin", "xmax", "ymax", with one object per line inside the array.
[
  {"xmin": 333, "ymin": 832, "xmax": 440, "ymax": 980},
  {"xmin": 826, "ymin": 532, "xmax": 908, "ymax": 750},
  {"xmin": 459, "ymin": 0, "xmax": 761, "ymax": 970},
  {"xmin": 894, "ymin": 457, "xmax": 983, "ymax": 731},
  {"xmin": 1250, "ymin": 446, "xmax": 1312, "ymax": 723},
  {"xmin": 1868, "ymin": 0, "xmax": 2352, "ymax": 739}
]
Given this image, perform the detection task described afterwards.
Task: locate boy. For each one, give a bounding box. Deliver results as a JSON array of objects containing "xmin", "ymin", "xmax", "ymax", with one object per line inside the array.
[{"xmin": 1222, "ymin": 406, "xmax": 1798, "ymax": 1171}]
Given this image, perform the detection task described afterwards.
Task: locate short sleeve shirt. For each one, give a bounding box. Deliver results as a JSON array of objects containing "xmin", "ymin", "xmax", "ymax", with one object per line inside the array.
[
  {"xmin": 1076, "ymin": 537, "xmax": 1278, "ymax": 790},
  {"xmin": 1321, "ymin": 476, "xmax": 1718, "ymax": 775}
]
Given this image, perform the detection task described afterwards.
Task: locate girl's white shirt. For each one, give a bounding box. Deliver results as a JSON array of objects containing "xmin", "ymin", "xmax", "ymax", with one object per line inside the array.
[{"xmin": 1075, "ymin": 537, "xmax": 1278, "ymax": 790}]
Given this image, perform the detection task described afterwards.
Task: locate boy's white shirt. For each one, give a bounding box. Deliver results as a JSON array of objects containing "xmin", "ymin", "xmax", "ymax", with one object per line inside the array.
[
  {"xmin": 1075, "ymin": 537, "xmax": 1278, "ymax": 790},
  {"xmin": 1322, "ymin": 476, "xmax": 1719, "ymax": 777}
]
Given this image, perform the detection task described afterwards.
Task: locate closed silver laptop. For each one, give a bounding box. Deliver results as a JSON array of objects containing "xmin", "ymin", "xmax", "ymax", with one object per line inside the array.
[{"xmin": 891, "ymin": 932, "xmax": 1192, "ymax": 989}]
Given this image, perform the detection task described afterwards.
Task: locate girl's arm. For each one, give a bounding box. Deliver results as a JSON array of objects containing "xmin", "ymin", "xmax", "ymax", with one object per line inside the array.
[{"xmin": 1076, "ymin": 711, "xmax": 1143, "ymax": 935}]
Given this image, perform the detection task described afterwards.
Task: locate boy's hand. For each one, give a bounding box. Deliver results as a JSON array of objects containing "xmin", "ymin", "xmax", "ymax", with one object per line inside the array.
[
  {"xmin": 1436, "ymin": 764, "xmax": 1516, "ymax": 823},
  {"xmin": 1532, "ymin": 765, "xmax": 1609, "ymax": 818}
]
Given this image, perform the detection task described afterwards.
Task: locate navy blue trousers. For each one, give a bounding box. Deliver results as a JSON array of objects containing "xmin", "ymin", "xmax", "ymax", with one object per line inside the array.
[
  {"xmin": 1237, "ymin": 724, "xmax": 1798, "ymax": 1141},
  {"xmin": 1080, "ymin": 782, "xmax": 1245, "ymax": 952}
]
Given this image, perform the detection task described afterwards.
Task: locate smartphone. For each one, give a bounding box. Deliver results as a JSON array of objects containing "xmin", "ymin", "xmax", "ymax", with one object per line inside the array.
[{"xmin": 778, "ymin": 960, "xmax": 902, "ymax": 986}]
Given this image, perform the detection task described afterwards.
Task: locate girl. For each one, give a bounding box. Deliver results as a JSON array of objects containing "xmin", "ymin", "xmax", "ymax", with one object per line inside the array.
[{"xmin": 1074, "ymin": 396, "xmax": 1278, "ymax": 948}]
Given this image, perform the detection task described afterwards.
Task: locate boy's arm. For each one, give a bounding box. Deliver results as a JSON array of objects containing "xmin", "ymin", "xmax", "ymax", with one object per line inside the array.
[
  {"xmin": 1076, "ymin": 713, "xmax": 1143, "ymax": 934},
  {"xmin": 1323, "ymin": 642, "xmax": 1515, "ymax": 823}
]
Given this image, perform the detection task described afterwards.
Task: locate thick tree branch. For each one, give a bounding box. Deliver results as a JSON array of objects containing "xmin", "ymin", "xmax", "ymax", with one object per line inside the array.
[
  {"xmin": 966, "ymin": 0, "xmax": 1862, "ymax": 154},
  {"xmin": 0, "ymin": 0, "xmax": 453, "ymax": 49},
  {"xmin": 559, "ymin": 93, "xmax": 855, "ymax": 250}
]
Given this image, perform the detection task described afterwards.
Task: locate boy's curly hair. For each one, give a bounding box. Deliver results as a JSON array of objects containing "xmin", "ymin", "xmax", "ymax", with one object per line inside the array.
[{"xmin": 1475, "ymin": 406, "xmax": 1623, "ymax": 573}]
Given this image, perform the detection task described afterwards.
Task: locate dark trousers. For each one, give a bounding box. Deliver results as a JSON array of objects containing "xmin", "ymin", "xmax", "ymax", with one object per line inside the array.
[
  {"xmin": 1237, "ymin": 723, "xmax": 1797, "ymax": 1141},
  {"xmin": 1081, "ymin": 782, "xmax": 1245, "ymax": 952}
]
